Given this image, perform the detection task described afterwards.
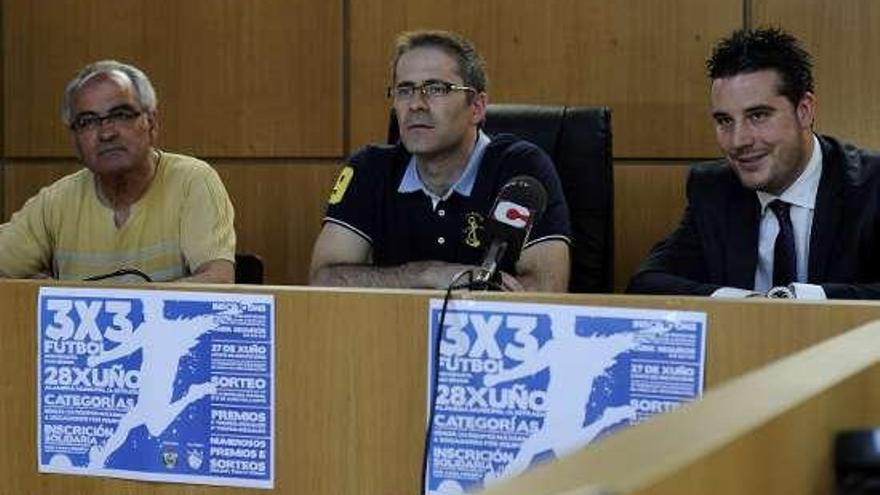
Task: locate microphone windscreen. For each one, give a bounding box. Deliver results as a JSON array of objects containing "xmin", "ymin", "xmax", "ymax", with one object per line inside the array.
[
  {"xmin": 485, "ymin": 175, "xmax": 548, "ymax": 248},
  {"xmin": 499, "ymin": 175, "xmax": 548, "ymax": 219}
]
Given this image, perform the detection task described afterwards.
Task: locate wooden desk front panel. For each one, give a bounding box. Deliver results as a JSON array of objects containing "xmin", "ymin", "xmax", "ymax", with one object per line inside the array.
[{"xmin": 2, "ymin": 283, "xmax": 880, "ymax": 493}]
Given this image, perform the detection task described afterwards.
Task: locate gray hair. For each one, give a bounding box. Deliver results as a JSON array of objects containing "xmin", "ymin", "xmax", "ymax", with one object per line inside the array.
[{"xmin": 62, "ymin": 60, "xmax": 158, "ymax": 126}]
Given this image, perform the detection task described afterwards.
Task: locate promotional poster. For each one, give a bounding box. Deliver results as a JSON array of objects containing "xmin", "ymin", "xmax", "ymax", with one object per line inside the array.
[
  {"xmin": 425, "ymin": 300, "xmax": 707, "ymax": 494},
  {"xmin": 37, "ymin": 287, "xmax": 275, "ymax": 489}
]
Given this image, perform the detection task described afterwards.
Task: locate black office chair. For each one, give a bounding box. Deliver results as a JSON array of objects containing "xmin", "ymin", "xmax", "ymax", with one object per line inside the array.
[
  {"xmin": 388, "ymin": 104, "xmax": 613, "ymax": 293},
  {"xmin": 234, "ymin": 253, "xmax": 264, "ymax": 284}
]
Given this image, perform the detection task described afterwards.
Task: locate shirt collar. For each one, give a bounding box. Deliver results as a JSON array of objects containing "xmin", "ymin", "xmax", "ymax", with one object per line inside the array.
[
  {"xmin": 757, "ymin": 134, "xmax": 823, "ymax": 212},
  {"xmin": 397, "ymin": 130, "xmax": 491, "ymax": 201}
]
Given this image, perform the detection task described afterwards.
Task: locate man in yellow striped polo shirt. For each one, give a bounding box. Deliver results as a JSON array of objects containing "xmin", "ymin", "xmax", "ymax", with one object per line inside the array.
[{"xmin": 0, "ymin": 60, "xmax": 235, "ymax": 283}]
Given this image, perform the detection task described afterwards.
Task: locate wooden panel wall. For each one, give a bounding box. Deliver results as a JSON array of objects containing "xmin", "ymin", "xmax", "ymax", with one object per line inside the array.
[
  {"xmin": 215, "ymin": 163, "xmax": 339, "ymax": 285},
  {"xmin": 754, "ymin": 0, "xmax": 880, "ymax": 151},
  {"xmin": 3, "ymin": 0, "xmax": 343, "ymax": 157},
  {"xmin": 0, "ymin": 3, "xmax": 4, "ymax": 210},
  {"xmin": 348, "ymin": 0, "xmax": 740, "ymax": 158},
  {"xmin": 613, "ymin": 163, "xmax": 690, "ymax": 291},
  {"xmin": 2, "ymin": 1, "xmax": 878, "ymax": 287}
]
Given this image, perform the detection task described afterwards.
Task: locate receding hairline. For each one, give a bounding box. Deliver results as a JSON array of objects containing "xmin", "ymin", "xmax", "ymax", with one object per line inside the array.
[
  {"xmin": 71, "ymin": 69, "xmax": 137, "ymax": 102},
  {"xmin": 392, "ymin": 45, "xmax": 465, "ymax": 82},
  {"xmin": 62, "ymin": 61, "xmax": 158, "ymax": 125},
  {"xmin": 389, "ymin": 30, "xmax": 487, "ymax": 93}
]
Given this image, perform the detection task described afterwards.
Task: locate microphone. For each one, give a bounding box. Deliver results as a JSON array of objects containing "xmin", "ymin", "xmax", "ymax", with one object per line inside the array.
[
  {"xmin": 475, "ymin": 175, "xmax": 547, "ymax": 287},
  {"xmin": 419, "ymin": 178, "xmax": 545, "ymax": 494}
]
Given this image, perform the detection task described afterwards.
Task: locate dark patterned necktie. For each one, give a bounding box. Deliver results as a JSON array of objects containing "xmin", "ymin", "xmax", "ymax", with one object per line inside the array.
[{"xmin": 768, "ymin": 200, "xmax": 796, "ymax": 286}]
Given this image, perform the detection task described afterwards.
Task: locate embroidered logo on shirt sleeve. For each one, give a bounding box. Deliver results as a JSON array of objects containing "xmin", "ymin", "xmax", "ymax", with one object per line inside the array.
[{"xmin": 328, "ymin": 166, "xmax": 354, "ymax": 205}]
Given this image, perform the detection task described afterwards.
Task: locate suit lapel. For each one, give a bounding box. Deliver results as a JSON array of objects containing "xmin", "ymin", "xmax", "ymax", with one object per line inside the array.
[
  {"xmin": 725, "ymin": 183, "xmax": 760, "ymax": 289},
  {"xmin": 809, "ymin": 138, "xmax": 845, "ymax": 282}
]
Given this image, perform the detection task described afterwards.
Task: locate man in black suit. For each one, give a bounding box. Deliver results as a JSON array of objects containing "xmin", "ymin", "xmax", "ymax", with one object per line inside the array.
[{"xmin": 628, "ymin": 28, "xmax": 880, "ymax": 300}]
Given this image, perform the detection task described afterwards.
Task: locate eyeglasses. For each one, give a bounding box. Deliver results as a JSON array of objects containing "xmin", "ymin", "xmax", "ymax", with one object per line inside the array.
[
  {"xmin": 70, "ymin": 107, "xmax": 143, "ymax": 133},
  {"xmin": 387, "ymin": 80, "xmax": 477, "ymax": 101}
]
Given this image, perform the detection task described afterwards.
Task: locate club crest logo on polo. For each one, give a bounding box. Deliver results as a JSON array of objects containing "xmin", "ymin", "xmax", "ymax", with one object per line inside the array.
[
  {"xmin": 463, "ymin": 212, "xmax": 484, "ymax": 248},
  {"xmin": 328, "ymin": 166, "xmax": 354, "ymax": 205}
]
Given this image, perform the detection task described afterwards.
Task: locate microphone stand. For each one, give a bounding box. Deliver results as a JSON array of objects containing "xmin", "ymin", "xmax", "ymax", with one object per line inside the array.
[{"xmin": 473, "ymin": 241, "xmax": 508, "ymax": 290}]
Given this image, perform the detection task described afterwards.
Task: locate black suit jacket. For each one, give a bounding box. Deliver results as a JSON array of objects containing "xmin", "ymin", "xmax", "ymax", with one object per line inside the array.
[{"xmin": 627, "ymin": 135, "xmax": 880, "ymax": 299}]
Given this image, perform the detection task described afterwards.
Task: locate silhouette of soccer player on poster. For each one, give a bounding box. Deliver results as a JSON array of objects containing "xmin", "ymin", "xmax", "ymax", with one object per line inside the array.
[
  {"xmin": 86, "ymin": 298, "xmax": 217, "ymax": 468},
  {"xmin": 483, "ymin": 314, "xmax": 672, "ymax": 484}
]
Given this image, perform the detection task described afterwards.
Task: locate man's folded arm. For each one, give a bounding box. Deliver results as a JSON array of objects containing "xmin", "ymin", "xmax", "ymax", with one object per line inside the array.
[
  {"xmin": 628, "ymin": 271, "xmax": 720, "ymax": 296},
  {"xmin": 309, "ymin": 223, "xmax": 475, "ymax": 289}
]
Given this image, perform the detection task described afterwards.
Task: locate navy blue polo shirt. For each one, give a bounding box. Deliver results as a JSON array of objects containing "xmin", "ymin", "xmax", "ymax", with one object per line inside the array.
[{"xmin": 323, "ymin": 133, "xmax": 571, "ymax": 274}]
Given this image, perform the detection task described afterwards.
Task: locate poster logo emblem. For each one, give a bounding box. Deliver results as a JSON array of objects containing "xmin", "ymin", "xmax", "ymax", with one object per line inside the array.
[{"xmin": 162, "ymin": 446, "xmax": 178, "ymax": 469}]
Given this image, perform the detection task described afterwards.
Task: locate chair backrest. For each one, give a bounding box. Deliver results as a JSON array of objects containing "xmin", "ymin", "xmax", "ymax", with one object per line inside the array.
[
  {"xmin": 235, "ymin": 253, "xmax": 264, "ymax": 284},
  {"xmin": 387, "ymin": 104, "xmax": 614, "ymax": 293}
]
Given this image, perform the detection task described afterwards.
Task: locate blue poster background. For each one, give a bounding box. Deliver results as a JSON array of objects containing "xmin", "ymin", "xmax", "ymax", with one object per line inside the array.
[
  {"xmin": 425, "ymin": 300, "xmax": 706, "ymax": 494},
  {"xmin": 37, "ymin": 287, "xmax": 275, "ymax": 489}
]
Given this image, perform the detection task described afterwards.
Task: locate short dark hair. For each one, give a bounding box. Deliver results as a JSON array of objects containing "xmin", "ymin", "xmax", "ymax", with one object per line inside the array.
[
  {"xmin": 706, "ymin": 27, "xmax": 813, "ymax": 107},
  {"xmin": 392, "ymin": 30, "xmax": 488, "ymax": 94}
]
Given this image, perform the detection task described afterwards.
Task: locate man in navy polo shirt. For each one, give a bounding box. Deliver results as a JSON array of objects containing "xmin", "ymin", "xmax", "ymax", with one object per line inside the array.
[{"xmin": 309, "ymin": 30, "xmax": 571, "ymax": 291}]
